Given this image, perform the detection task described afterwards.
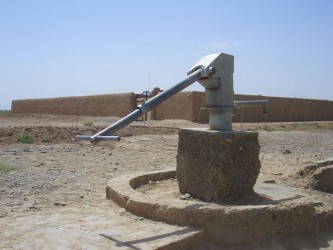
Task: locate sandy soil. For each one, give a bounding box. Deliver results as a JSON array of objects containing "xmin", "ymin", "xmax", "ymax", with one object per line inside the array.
[{"xmin": 0, "ymin": 114, "xmax": 333, "ymax": 249}]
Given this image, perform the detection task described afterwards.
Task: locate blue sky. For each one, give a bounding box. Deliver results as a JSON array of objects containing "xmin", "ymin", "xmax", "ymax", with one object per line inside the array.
[{"xmin": 1, "ymin": 0, "xmax": 332, "ymax": 110}]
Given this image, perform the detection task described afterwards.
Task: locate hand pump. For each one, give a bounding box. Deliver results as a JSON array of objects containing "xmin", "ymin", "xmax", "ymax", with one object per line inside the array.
[{"xmin": 76, "ymin": 53, "xmax": 268, "ymax": 144}]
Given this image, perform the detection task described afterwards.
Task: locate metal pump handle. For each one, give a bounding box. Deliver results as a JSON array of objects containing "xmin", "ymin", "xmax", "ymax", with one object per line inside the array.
[
  {"xmin": 75, "ymin": 68, "xmax": 203, "ymax": 144},
  {"xmin": 75, "ymin": 53, "xmax": 269, "ymax": 144}
]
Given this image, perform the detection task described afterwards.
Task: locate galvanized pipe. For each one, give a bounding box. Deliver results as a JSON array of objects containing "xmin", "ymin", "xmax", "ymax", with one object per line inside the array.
[
  {"xmin": 75, "ymin": 135, "xmax": 121, "ymax": 141},
  {"xmin": 234, "ymin": 100, "xmax": 269, "ymax": 113},
  {"xmin": 88, "ymin": 109, "xmax": 143, "ymax": 143},
  {"xmin": 137, "ymin": 69, "xmax": 202, "ymax": 114},
  {"xmin": 76, "ymin": 68, "xmax": 202, "ymax": 144}
]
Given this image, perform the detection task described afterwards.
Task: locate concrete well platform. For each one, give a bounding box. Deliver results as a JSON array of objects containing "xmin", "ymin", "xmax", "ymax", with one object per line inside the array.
[
  {"xmin": 177, "ymin": 128, "xmax": 261, "ymax": 201},
  {"xmin": 106, "ymin": 169, "xmax": 333, "ymax": 247}
]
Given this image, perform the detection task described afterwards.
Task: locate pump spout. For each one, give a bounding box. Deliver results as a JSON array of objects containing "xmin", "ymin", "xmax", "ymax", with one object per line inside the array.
[{"xmin": 234, "ymin": 100, "xmax": 269, "ymax": 113}]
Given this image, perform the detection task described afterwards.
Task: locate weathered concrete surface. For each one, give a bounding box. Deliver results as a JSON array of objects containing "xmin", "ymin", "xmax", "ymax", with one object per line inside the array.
[
  {"xmin": 106, "ymin": 170, "xmax": 333, "ymax": 246},
  {"xmin": 177, "ymin": 128, "xmax": 261, "ymax": 200},
  {"xmin": 0, "ymin": 206, "xmax": 204, "ymax": 250}
]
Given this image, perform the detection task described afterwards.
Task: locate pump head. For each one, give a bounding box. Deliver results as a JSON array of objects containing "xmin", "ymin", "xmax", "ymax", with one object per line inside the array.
[{"xmin": 188, "ymin": 53, "xmax": 235, "ymax": 130}]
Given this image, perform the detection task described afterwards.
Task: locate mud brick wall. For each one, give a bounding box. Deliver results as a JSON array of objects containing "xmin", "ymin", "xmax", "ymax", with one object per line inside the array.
[
  {"xmin": 152, "ymin": 91, "xmax": 209, "ymax": 123},
  {"xmin": 154, "ymin": 92, "xmax": 333, "ymax": 123},
  {"xmin": 11, "ymin": 91, "xmax": 333, "ymax": 122},
  {"xmin": 233, "ymin": 95, "xmax": 333, "ymax": 122},
  {"xmin": 11, "ymin": 93, "xmax": 136, "ymax": 117}
]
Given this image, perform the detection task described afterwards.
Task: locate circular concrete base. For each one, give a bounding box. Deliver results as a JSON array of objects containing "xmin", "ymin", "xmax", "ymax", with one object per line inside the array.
[{"xmin": 106, "ymin": 169, "xmax": 333, "ymax": 246}]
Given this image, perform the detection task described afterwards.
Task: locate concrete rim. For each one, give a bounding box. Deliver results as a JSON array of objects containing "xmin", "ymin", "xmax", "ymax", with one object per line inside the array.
[{"xmin": 106, "ymin": 169, "xmax": 333, "ymax": 246}]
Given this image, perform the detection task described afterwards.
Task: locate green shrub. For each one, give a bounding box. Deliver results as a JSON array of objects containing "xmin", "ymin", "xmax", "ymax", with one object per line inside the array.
[
  {"xmin": 0, "ymin": 110, "xmax": 11, "ymax": 117},
  {"xmin": 0, "ymin": 163, "xmax": 21, "ymax": 173},
  {"xmin": 17, "ymin": 131, "xmax": 34, "ymax": 144},
  {"xmin": 84, "ymin": 121, "xmax": 94, "ymax": 127}
]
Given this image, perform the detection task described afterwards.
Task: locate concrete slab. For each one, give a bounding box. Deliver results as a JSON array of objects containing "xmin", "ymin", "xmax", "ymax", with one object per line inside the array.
[
  {"xmin": 0, "ymin": 206, "xmax": 204, "ymax": 250},
  {"xmin": 254, "ymin": 183, "xmax": 308, "ymax": 205}
]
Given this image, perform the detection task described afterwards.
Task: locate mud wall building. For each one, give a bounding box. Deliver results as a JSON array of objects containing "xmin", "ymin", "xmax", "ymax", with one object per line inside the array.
[
  {"xmin": 11, "ymin": 93, "xmax": 136, "ymax": 118},
  {"xmin": 12, "ymin": 91, "xmax": 333, "ymax": 123},
  {"xmin": 155, "ymin": 92, "xmax": 333, "ymax": 123}
]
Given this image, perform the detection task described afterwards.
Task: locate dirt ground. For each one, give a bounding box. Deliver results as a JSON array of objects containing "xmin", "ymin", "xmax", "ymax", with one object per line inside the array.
[{"xmin": 0, "ymin": 114, "xmax": 333, "ymax": 249}]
